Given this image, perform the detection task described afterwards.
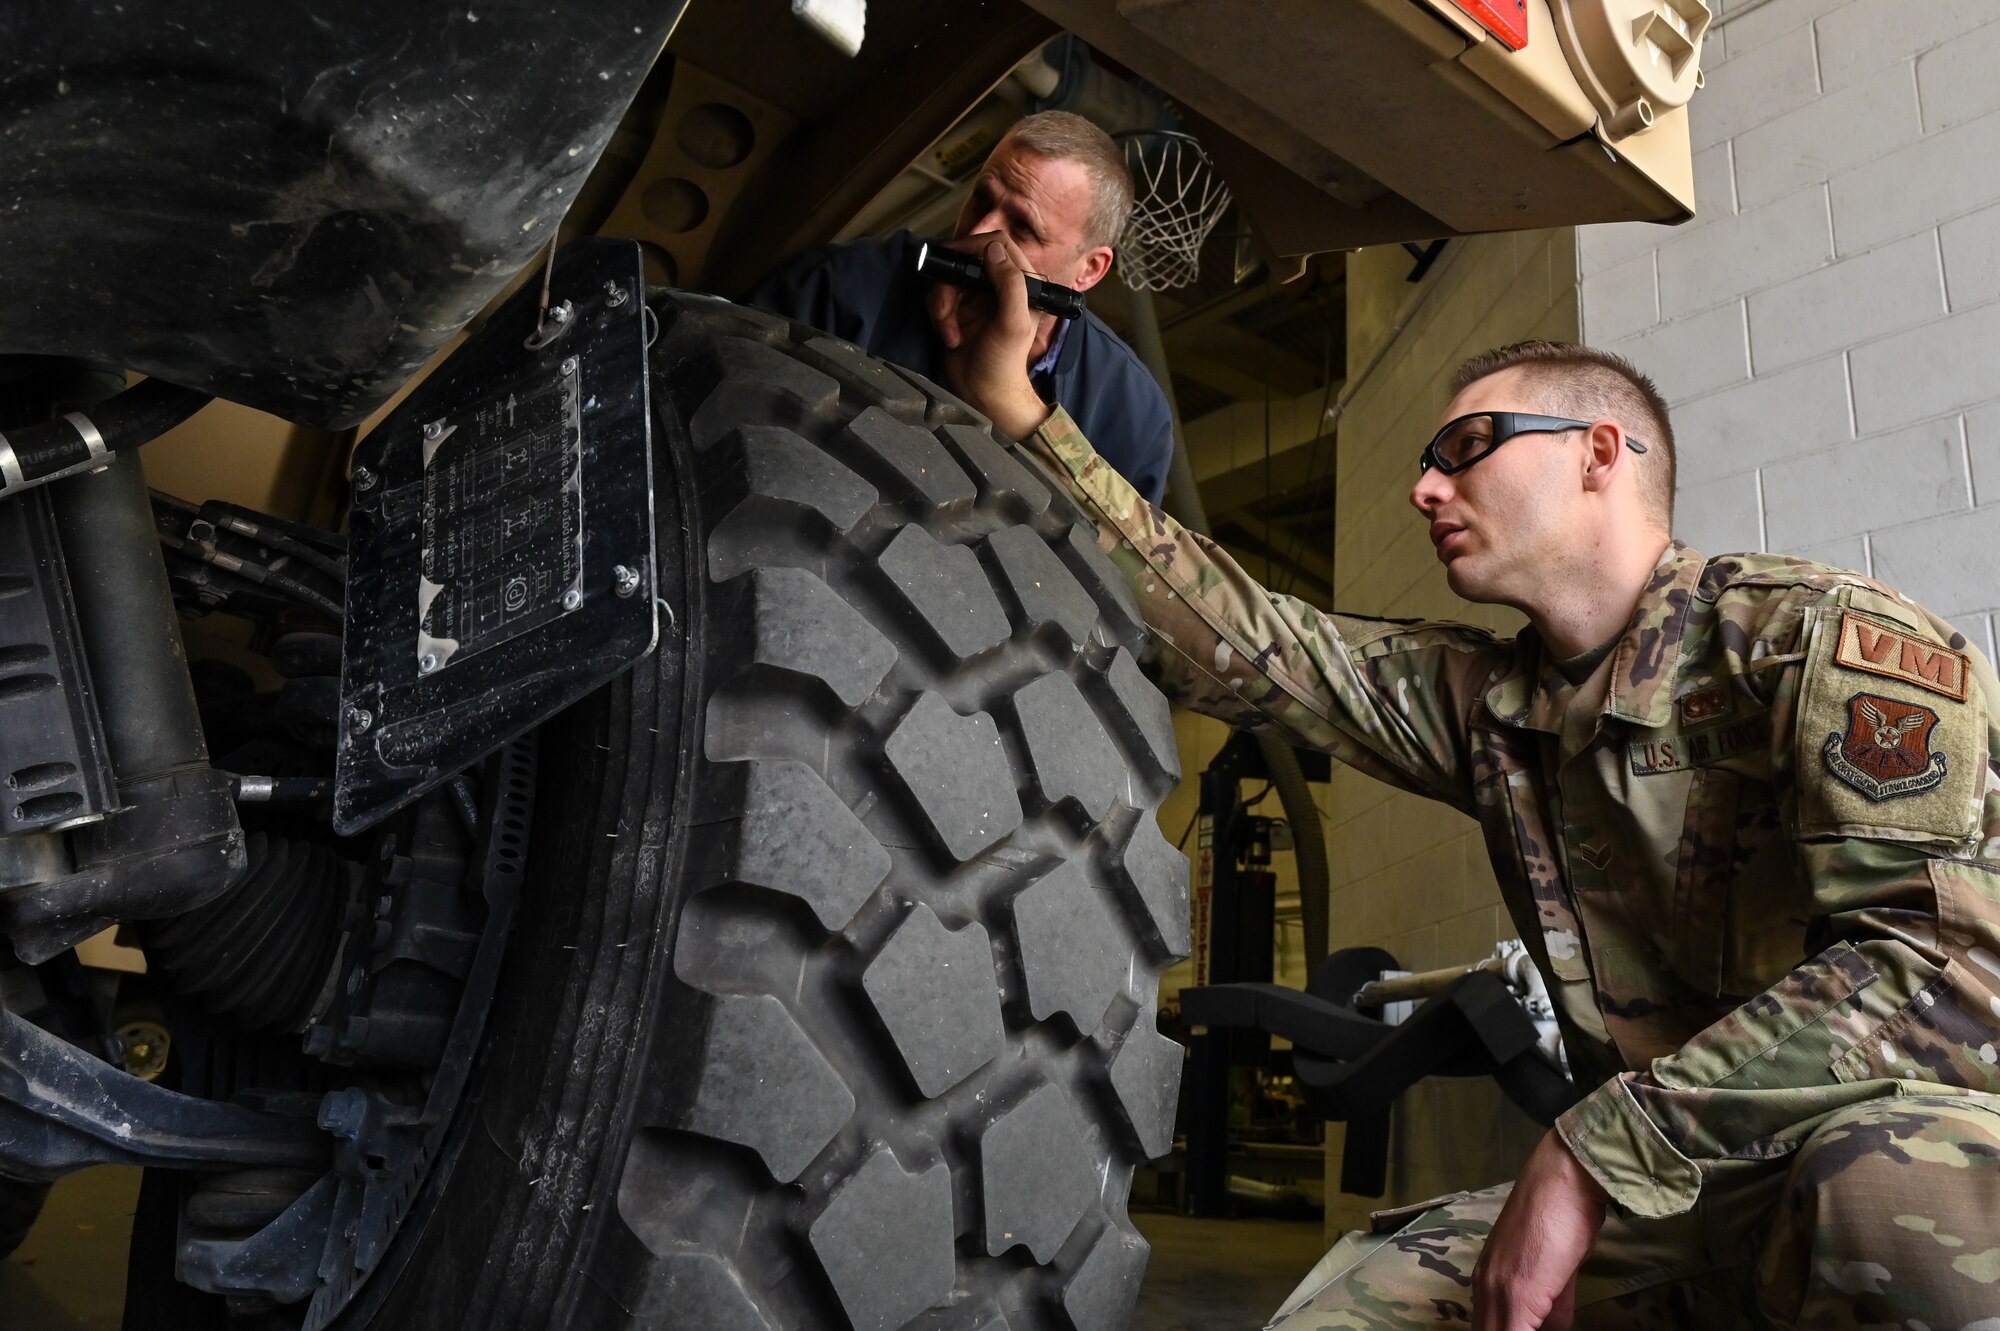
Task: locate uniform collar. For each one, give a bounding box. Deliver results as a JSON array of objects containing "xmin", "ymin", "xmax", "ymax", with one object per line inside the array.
[{"xmin": 1483, "ymin": 542, "xmax": 1706, "ymax": 734}]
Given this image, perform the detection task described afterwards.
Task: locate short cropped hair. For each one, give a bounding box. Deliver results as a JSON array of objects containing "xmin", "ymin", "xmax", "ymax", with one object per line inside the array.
[
  {"xmin": 999, "ymin": 111, "xmax": 1135, "ymax": 253},
  {"xmin": 1451, "ymin": 340, "xmax": 1677, "ymax": 526}
]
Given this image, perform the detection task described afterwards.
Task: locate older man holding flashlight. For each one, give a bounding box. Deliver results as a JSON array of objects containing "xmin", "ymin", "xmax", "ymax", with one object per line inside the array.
[{"xmin": 746, "ymin": 110, "xmax": 1175, "ymax": 503}]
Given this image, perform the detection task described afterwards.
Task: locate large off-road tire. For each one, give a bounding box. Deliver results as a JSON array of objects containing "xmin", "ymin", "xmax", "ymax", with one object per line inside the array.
[{"xmin": 340, "ymin": 291, "xmax": 1190, "ymax": 1330}]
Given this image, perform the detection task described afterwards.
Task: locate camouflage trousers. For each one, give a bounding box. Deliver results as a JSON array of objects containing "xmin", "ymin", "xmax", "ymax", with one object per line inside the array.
[{"xmin": 1268, "ymin": 1095, "xmax": 2000, "ymax": 1330}]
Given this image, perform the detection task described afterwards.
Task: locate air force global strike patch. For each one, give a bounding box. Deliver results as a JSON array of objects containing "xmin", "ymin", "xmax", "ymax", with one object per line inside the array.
[{"xmin": 1823, "ymin": 692, "xmax": 1948, "ymax": 801}]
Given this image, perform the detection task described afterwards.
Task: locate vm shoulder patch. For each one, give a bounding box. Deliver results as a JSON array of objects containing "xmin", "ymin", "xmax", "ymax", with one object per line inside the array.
[
  {"xmin": 1797, "ymin": 608, "xmax": 1982, "ymax": 840},
  {"xmin": 1833, "ymin": 610, "xmax": 1970, "ymax": 701}
]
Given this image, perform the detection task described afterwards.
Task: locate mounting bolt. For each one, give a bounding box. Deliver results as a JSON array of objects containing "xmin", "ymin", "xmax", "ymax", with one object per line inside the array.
[
  {"xmin": 613, "ymin": 564, "xmax": 640, "ymax": 597},
  {"xmin": 603, "ymin": 280, "xmax": 628, "ymax": 307},
  {"xmin": 562, "ymin": 587, "xmax": 583, "ymax": 611},
  {"xmin": 419, "ymin": 652, "xmax": 439, "ymax": 674},
  {"xmin": 347, "ymin": 706, "xmax": 374, "ymax": 736},
  {"xmin": 422, "ymin": 420, "xmax": 444, "ymax": 441},
  {"xmin": 560, "ymin": 355, "xmax": 579, "ymax": 376},
  {"xmin": 352, "ymin": 466, "xmax": 377, "ymax": 492}
]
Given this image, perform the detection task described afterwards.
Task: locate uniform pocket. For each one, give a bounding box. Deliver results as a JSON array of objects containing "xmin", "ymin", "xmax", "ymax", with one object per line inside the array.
[{"xmin": 1824, "ymin": 951, "xmax": 2000, "ymax": 1090}]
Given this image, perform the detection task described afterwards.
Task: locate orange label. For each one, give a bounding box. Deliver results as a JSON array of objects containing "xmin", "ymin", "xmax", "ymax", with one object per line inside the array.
[{"xmin": 1834, "ymin": 611, "xmax": 1970, "ymax": 702}]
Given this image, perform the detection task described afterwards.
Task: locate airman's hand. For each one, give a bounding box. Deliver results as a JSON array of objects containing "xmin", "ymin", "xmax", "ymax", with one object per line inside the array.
[
  {"xmin": 927, "ymin": 231, "xmax": 1051, "ymax": 439},
  {"xmin": 1471, "ymin": 1131, "xmax": 1607, "ymax": 1331}
]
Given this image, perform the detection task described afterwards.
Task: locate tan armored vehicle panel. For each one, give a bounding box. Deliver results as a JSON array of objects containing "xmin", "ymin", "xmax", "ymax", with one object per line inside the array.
[{"xmin": 589, "ymin": 0, "xmax": 1705, "ymax": 293}]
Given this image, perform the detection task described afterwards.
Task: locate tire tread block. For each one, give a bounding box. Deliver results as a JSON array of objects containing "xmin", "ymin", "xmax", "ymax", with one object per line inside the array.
[
  {"xmin": 1062, "ymin": 526, "xmax": 1145, "ymax": 646},
  {"xmin": 739, "ymin": 426, "xmax": 879, "ymax": 534},
  {"xmin": 886, "ymin": 363, "xmax": 991, "ymax": 429},
  {"xmin": 978, "ymin": 1083, "xmax": 1096, "ymax": 1262},
  {"xmin": 841, "ymin": 405, "xmax": 977, "ymax": 508},
  {"xmin": 986, "ymin": 526, "xmax": 1097, "ymax": 650},
  {"xmin": 809, "ymin": 1146, "xmax": 956, "ymax": 1331},
  {"xmin": 678, "ymin": 293, "xmax": 793, "ymax": 344},
  {"xmin": 940, "ymin": 424, "xmax": 1052, "ymax": 517},
  {"xmin": 879, "ymin": 526, "xmax": 1013, "ymax": 662},
  {"xmin": 731, "ymin": 759, "xmax": 891, "ymax": 931},
  {"xmin": 1060, "ymin": 1226, "xmax": 1151, "ymax": 1331},
  {"xmin": 862, "ymin": 903, "xmax": 1006, "ymax": 1098},
  {"xmin": 1100, "ymin": 648, "xmax": 1181, "ymax": 781},
  {"xmin": 690, "ymin": 337, "xmax": 842, "ymax": 449},
  {"xmin": 1012, "ymin": 859, "xmax": 1124, "ymax": 1036},
  {"xmin": 637, "ymin": 1252, "xmax": 776, "ymax": 1330},
  {"xmin": 748, "ymin": 566, "xmax": 897, "ymax": 707},
  {"xmin": 801, "ymin": 336, "xmax": 929, "ymax": 418},
  {"xmin": 1014, "ymin": 671, "xmax": 1125, "ymax": 821},
  {"xmin": 1116, "ymin": 817, "xmax": 1192, "ymax": 960},
  {"xmin": 1108, "ymin": 1024, "xmax": 1185, "ymax": 1161},
  {"xmin": 884, "ymin": 692, "xmax": 1024, "ymax": 861},
  {"xmin": 681, "ymin": 993, "xmax": 855, "ymax": 1184}
]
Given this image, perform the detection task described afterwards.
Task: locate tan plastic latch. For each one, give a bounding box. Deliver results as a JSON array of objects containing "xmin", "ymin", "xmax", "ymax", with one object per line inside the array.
[{"xmin": 1550, "ymin": 0, "xmax": 1712, "ymax": 142}]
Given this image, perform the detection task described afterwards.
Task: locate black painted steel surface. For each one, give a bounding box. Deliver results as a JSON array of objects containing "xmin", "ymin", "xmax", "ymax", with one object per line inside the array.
[{"xmin": 0, "ymin": 1, "xmax": 686, "ymax": 426}]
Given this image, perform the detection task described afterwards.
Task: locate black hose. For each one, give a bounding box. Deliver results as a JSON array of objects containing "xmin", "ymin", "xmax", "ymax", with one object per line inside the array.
[
  {"xmin": 0, "ymin": 377, "xmax": 210, "ymax": 497},
  {"xmin": 197, "ymin": 500, "xmax": 346, "ymax": 580},
  {"xmin": 1125, "ymin": 286, "xmax": 1335, "ymax": 972}
]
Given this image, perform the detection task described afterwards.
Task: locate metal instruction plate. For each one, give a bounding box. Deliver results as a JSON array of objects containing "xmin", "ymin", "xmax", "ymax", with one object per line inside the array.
[
  {"xmin": 414, "ymin": 363, "xmax": 585, "ymax": 674},
  {"xmin": 335, "ymin": 237, "xmax": 657, "ymax": 835}
]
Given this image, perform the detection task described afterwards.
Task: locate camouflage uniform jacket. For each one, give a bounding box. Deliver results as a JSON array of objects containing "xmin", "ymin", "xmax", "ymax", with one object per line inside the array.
[{"xmin": 1023, "ymin": 407, "xmax": 2000, "ymax": 1221}]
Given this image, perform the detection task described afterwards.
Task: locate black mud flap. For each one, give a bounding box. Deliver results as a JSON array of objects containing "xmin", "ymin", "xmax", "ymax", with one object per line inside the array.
[{"xmin": 335, "ymin": 238, "xmax": 658, "ymax": 835}]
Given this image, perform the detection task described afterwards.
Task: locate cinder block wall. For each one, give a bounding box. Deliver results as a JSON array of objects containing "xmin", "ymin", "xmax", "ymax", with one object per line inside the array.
[
  {"xmin": 1317, "ymin": 231, "xmax": 1578, "ymax": 1238},
  {"xmin": 1580, "ymin": 0, "xmax": 2000, "ymax": 660}
]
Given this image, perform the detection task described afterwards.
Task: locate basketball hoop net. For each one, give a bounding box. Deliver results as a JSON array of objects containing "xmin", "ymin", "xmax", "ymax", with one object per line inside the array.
[{"xmin": 1117, "ymin": 130, "xmax": 1232, "ymax": 291}]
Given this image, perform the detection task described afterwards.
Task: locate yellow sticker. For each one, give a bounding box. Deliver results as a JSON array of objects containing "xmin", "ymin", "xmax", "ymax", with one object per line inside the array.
[{"xmin": 1834, "ymin": 610, "xmax": 1971, "ymax": 702}]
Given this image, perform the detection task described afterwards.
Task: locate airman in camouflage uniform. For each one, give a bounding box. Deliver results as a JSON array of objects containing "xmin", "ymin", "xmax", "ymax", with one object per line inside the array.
[{"xmin": 1010, "ymin": 356, "xmax": 2000, "ymax": 1327}]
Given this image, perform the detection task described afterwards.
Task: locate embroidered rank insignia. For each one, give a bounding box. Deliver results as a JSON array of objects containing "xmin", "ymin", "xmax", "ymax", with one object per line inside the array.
[
  {"xmin": 1822, "ymin": 692, "xmax": 1948, "ymax": 801},
  {"xmin": 1833, "ymin": 611, "xmax": 1970, "ymax": 701},
  {"xmin": 1680, "ymin": 684, "xmax": 1728, "ymax": 723}
]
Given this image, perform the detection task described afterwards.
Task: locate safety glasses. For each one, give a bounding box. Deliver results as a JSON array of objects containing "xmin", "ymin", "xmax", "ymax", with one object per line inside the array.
[{"xmin": 1418, "ymin": 412, "xmax": 1649, "ymax": 475}]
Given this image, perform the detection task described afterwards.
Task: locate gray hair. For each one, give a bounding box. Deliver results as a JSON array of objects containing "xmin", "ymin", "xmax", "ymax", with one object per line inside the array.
[{"xmin": 999, "ymin": 111, "xmax": 1134, "ymax": 252}]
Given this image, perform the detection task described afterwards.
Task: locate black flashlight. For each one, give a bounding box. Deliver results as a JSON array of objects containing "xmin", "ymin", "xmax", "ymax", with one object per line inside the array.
[{"xmin": 914, "ymin": 240, "xmax": 1087, "ymax": 321}]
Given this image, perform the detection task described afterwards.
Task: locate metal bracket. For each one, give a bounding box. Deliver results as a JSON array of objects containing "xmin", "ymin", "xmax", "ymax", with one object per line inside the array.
[
  {"xmin": 0, "ymin": 1002, "xmax": 325, "ymax": 1181},
  {"xmin": 335, "ymin": 237, "xmax": 658, "ymax": 834}
]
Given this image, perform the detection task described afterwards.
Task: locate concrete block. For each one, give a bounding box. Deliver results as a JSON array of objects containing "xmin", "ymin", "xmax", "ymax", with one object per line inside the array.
[
  {"xmin": 1718, "ymin": 0, "xmax": 1847, "ymax": 59},
  {"xmin": 1815, "ymin": 0, "xmax": 1998, "ymax": 91},
  {"xmin": 1435, "ymin": 908, "xmax": 1505, "ymax": 971},
  {"xmin": 1850, "ymin": 301, "xmax": 2000, "ymax": 433},
  {"xmin": 1761, "ymin": 416, "xmax": 1970, "ymax": 548},
  {"xmin": 1790, "ymin": 533, "xmax": 1869, "ymax": 574},
  {"xmin": 1692, "ymin": 140, "xmax": 1737, "ymax": 222},
  {"xmin": 1602, "ymin": 300, "xmax": 1750, "ymax": 405},
  {"xmin": 1671, "ymin": 354, "xmax": 1854, "ymax": 486},
  {"xmin": 1674, "ymin": 471, "xmax": 1764, "ymax": 556},
  {"xmin": 1732, "ymin": 62, "xmax": 1922, "ymax": 212},
  {"xmin": 1579, "ymin": 222, "xmax": 1673, "ymax": 279},
  {"xmin": 1689, "ymin": 22, "xmax": 1820, "ymax": 150},
  {"xmin": 1917, "ymin": 17, "xmax": 2000, "ymax": 131},
  {"xmin": 1868, "ymin": 503, "xmax": 2000, "ymax": 618},
  {"xmin": 1657, "ymin": 185, "xmax": 1832, "ymax": 319},
  {"xmin": 1830, "ymin": 105, "xmax": 2000, "ymax": 256},
  {"xmin": 1964, "ymin": 402, "xmax": 2000, "ymax": 506},
  {"xmin": 1939, "ymin": 200, "xmax": 2000, "ymax": 311},
  {"xmin": 1745, "ymin": 230, "xmax": 1944, "ymax": 373}
]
